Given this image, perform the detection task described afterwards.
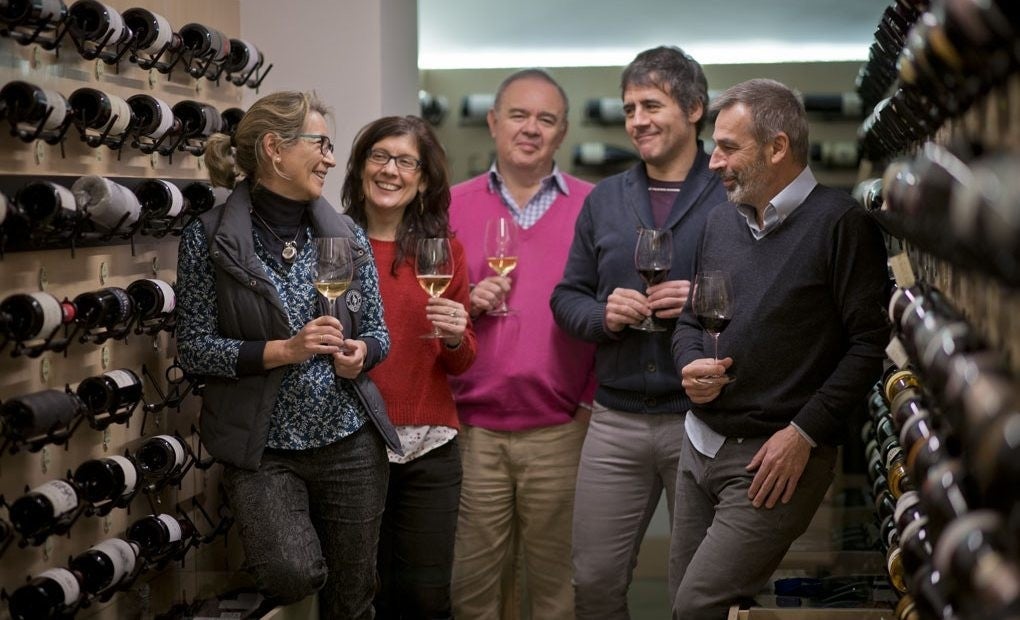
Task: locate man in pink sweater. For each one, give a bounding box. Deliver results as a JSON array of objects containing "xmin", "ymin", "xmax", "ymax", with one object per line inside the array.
[{"xmin": 448, "ymin": 69, "xmax": 596, "ymax": 618}]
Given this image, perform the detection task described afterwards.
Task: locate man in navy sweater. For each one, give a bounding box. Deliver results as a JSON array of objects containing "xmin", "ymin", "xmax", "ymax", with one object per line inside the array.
[{"xmin": 670, "ymin": 79, "xmax": 888, "ymax": 618}]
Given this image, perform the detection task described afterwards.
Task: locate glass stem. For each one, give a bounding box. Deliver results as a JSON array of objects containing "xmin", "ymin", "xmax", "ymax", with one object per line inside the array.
[{"xmin": 712, "ymin": 332, "xmax": 720, "ymax": 364}]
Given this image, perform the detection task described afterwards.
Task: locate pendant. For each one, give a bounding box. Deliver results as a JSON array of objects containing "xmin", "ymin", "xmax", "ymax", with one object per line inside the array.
[{"xmin": 282, "ymin": 241, "xmax": 297, "ymax": 263}]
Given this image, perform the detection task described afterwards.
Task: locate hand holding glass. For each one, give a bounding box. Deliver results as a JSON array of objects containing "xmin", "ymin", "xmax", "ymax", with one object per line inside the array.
[
  {"xmin": 484, "ymin": 216, "xmax": 519, "ymax": 316},
  {"xmin": 415, "ymin": 238, "xmax": 454, "ymax": 338},
  {"xmin": 691, "ymin": 270, "xmax": 734, "ymax": 385},
  {"xmin": 632, "ymin": 227, "xmax": 672, "ymax": 332}
]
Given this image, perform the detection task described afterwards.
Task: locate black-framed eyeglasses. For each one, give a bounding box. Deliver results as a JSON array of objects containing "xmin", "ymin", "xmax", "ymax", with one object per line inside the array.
[
  {"xmin": 297, "ymin": 133, "xmax": 334, "ymax": 156},
  {"xmin": 368, "ymin": 149, "xmax": 422, "ymax": 171}
]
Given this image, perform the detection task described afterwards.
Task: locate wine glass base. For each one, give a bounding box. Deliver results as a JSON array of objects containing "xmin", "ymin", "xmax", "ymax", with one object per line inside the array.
[
  {"xmin": 629, "ymin": 323, "xmax": 667, "ymax": 332},
  {"xmin": 420, "ymin": 332, "xmax": 446, "ymax": 339},
  {"xmin": 693, "ymin": 374, "xmax": 734, "ymax": 386},
  {"xmin": 486, "ymin": 307, "xmax": 514, "ymax": 316}
]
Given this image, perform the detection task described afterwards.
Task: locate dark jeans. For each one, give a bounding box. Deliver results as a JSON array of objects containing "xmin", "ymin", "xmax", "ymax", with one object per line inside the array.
[
  {"xmin": 221, "ymin": 426, "xmax": 388, "ymax": 620},
  {"xmin": 375, "ymin": 438, "xmax": 462, "ymax": 619}
]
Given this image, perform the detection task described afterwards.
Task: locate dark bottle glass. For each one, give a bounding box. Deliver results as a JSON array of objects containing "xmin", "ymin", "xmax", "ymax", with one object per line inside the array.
[
  {"xmin": 894, "ymin": 490, "xmax": 926, "ymax": 535},
  {"xmin": 136, "ymin": 434, "xmax": 186, "ymax": 481},
  {"xmin": 72, "ymin": 454, "xmax": 137, "ymax": 504},
  {"xmin": 801, "ymin": 92, "xmax": 863, "ymax": 118},
  {"xmin": 919, "ymin": 459, "xmax": 971, "ymax": 540},
  {"xmin": 71, "ymin": 175, "xmax": 141, "ymax": 232},
  {"xmin": 0, "ymin": 389, "xmax": 83, "ymax": 443},
  {"xmin": 0, "ymin": 291, "xmax": 76, "ymax": 343},
  {"xmin": 220, "ymin": 107, "xmax": 244, "ymax": 137},
  {"xmin": 898, "ymin": 516, "xmax": 935, "ymax": 578},
  {"xmin": 909, "ymin": 564, "xmax": 957, "ymax": 620},
  {"xmin": 134, "ymin": 180, "xmax": 183, "ymax": 219},
  {"xmin": 887, "ymin": 285, "xmax": 925, "ymax": 330},
  {"xmin": 69, "ymin": 537, "xmax": 138, "ymax": 595},
  {"xmin": 0, "ymin": 80, "xmax": 71, "ymax": 133},
  {"xmin": 178, "ymin": 22, "xmax": 229, "ymax": 61},
  {"xmin": 126, "ymin": 513, "xmax": 196, "ymax": 559},
  {"xmin": 68, "ymin": 87, "xmax": 134, "ymax": 137},
  {"xmin": 7, "ymin": 567, "xmax": 82, "ymax": 620},
  {"xmin": 911, "ymin": 433, "xmax": 954, "ymax": 487},
  {"xmin": 573, "ymin": 142, "xmax": 640, "ymax": 167},
  {"xmin": 76, "ymin": 368, "xmax": 142, "ymax": 414},
  {"xmin": 894, "ymin": 593, "xmax": 919, "ymax": 620},
  {"xmin": 0, "ymin": 0, "xmax": 66, "ymax": 26},
  {"xmin": 72, "ymin": 287, "xmax": 133, "ymax": 331},
  {"xmin": 122, "ymin": 7, "xmax": 180, "ymax": 55},
  {"xmin": 126, "ymin": 94, "xmax": 178, "ymax": 141},
  {"xmin": 9, "ymin": 479, "xmax": 79, "ymax": 537},
  {"xmin": 224, "ymin": 38, "xmax": 262, "ymax": 74},
  {"xmin": 899, "ymin": 409, "xmax": 935, "ymax": 475},
  {"xmin": 933, "ymin": 510, "xmax": 1020, "ymax": 619},
  {"xmin": 66, "ymin": 0, "xmax": 129, "ymax": 45},
  {"xmin": 852, "ymin": 177, "xmax": 883, "ymax": 211},
  {"xmin": 181, "ymin": 181, "xmax": 216, "ymax": 215},
  {"xmin": 171, "ymin": 100, "xmax": 222, "ymax": 140},
  {"xmin": 890, "ymin": 388, "xmax": 927, "ymax": 433},
  {"xmin": 127, "ymin": 277, "xmax": 175, "ymax": 319},
  {"xmin": 15, "ymin": 180, "xmax": 77, "ymax": 229},
  {"xmin": 969, "ymin": 411, "xmax": 1020, "ymax": 515}
]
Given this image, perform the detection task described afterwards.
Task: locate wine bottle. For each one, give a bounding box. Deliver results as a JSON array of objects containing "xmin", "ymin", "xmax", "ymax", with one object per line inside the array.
[
  {"xmin": 0, "ymin": 291, "xmax": 76, "ymax": 344},
  {"xmin": 884, "ymin": 368, "xmax": 922, "ymax": 406},
  {"xmin": 919, "ymin": 459, "xmax": 971, "ymax": 540},
  {"xmin": 66, "ymin": 0, "xmax": 129, "ymax": 46},
  {"xmin": 224, "ymin": 38, "xmax": 262, "ymax": 75},
  {"xmin": 178, "ymin": 22, "xmax": 229, "ymax": 62},
  {"xmin": 890, "ymin": 387, "xmax": 926, "ymax": 432},
  {"xmin": 417, "ymin": 90, "xmax": 447, "ymax": 126},
  {"xmin": 0, "ymin": 80, "xmax": 71, "ymax": 133},
  {"xmin": 68, "ymin": 87, "xmax": 134, "ymax": 138},
  {"xmin": 71, "ymin": 175, "xmax": 141, "ymax": 232},
  {"xmin": 894, "ymin": 490, "xmax": 926, "ymax": 535},
  {"xmin": 181, "ymin": 181, "xmax": 216, "ymax": 215},
  {"xmin": 172, "ymin": 100, "xmax": 222, "ymax": 140},
  {"xmin": 72, "ymin": 287, "xmax": 133, "ymax": 331},
  {"xmin": 573, "ymin": 142, "xmax": 640, "ymax": 167},
  {"xmin": 15, "ymin": 180, "xmax": 77, "ymax": 229},
  {"xmin": 72, "ymin": 454, "xmax": 137, "ymax": 505},
  {"xmin": 122, "ymin": 7, "xmax": 180, "ymax": 56},
  {"xmin": 126, "ymin": 278, "xmax": 175, "ymax": 319},
  {"xmin": 460, "ymin": 93, "xmax": 494, "ymax": 125},
  {"xmin": 76, "ymin": 368, "xmax": 142, "ymax": 415},
  {"xmin": 852, "ymin": 177, "xmax": 883, "ymax": 211},
  {"xmin": 134, "ymin": 180, "xmax": 184, "ymax": 220},
  {"xmin": 126, "ymin": 513, "xmax": 196, "ymax": 559},
  {"xmin": 898, "ymin": 408, "xmax": 935, "ymax": 476},
  {"xmin": 894, "ymin": 593, "xmax": 920, "ymax": 620},
  {"xmin": 136, "ymin": 434, "xmax": 186, "ymax": 481},
  {"xmin": 886, "ymin": 445, "xmax": 914, "ymax": 499},
  {"xmin": 969, "ymin": 411, "xmax": 1020, "ymax": 516},
  {"xmin": 801, "ymin": 92, "xmax": 863, "ymax": 118},
  {"xmin": 0, "ymin": 389, "xmax": 84, "ymax": 442},
  {"xmin": 126, "ymin": 94, "xmax": 178, "ymax": 142},
  {"xmin": 7, "ymin": 567, "xmax": 82, "ymax": 619},
  {"xmin": 69, "ymin": 537, "xmax": 138, "ymax": 595},
  {"xmin": 887, "ymin": 543, "xmax": 909, "ymax": 594},
  {"xmin": 809, "ymin": 141, "xmax": 859, "ymax": 169},
  {"xmin": 583, "ymin": 97, "xmax": 625, "ymax": 125},
  {"xmin": 9, "ymin": 479, "xmax": 79, "ymax": 538},
  {"xmin": 0, "ymin": 0, "xmax": 66, "ymax": 27},
  {"xmin": 898, "ymin": 516, "xmax": 935, "ymax": 578}
]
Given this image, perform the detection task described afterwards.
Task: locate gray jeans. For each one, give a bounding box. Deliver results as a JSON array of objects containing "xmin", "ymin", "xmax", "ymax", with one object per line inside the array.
[{"xmin": 222, "ymin": 426, "xmax": 388, "ymax": 619}]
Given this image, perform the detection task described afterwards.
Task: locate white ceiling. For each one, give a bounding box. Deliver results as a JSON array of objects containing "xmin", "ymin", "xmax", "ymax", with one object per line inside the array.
[{"xmin": 418, "ymin": 0, "xmax": 892, "ymax": 69}]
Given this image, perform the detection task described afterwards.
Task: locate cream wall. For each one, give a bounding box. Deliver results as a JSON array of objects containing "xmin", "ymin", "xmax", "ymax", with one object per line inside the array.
[
  {"xmin": 241, "ymin": 0, "xmax": 419, "ymax": 204},
  {"xmin": 422, "ymin": 61, "xmax": 864, "ymax": 189}
]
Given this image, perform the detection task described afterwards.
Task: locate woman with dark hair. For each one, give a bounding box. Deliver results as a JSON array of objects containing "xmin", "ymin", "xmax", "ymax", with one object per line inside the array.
[
  {"xmin": 176, "ymin": 91, "xmax": 399, "ymax": 619},
  {"xmin": 343, "ymin": 115, "xmax": 476, "ymax": 618}
]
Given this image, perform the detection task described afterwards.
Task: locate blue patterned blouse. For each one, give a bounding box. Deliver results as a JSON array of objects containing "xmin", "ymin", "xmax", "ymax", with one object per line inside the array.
[{"xmin": 176, "ymin": 219, "xmax": 389, "ymax": 450}]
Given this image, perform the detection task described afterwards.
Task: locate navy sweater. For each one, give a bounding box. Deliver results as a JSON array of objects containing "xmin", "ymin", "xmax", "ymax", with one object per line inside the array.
[{"xmin": 672, "ymin": 184, "xmax": 889, "ymax": 445}]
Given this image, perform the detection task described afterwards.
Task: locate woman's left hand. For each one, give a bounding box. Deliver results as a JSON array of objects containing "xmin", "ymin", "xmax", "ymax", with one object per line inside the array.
[
  {"xmin": 426, "ymin": 298, "xmax": 468, "ymax": 348},
  {"xmin": 333, "ymin": 339, "xmax": 367, "ymax": 379}
]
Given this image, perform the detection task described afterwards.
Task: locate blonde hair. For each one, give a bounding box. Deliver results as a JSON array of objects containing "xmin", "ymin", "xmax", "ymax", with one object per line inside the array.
[{"xmin": 204, "ymin": 91, "xmax": 331, "ymax": 188}]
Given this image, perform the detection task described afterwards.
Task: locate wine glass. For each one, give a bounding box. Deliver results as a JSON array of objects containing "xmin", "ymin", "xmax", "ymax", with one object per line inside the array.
[
  {"xmin": 313, "ymin": 237, "xmax": 354, "ymax": 316},
  {"xmin": 631, "ymin": 227, "xmax": 672, "ymax": 332},
  {"xmin": 415, "ymin": 237, "xmax": 454, "ymax": 338},
  {"xmin": 484, "ymin": 216, "xmax": 519, "ymax": 316},
  {"xmin": 691, "ymin": 270, "xmax": 734, "ymax": 385}
]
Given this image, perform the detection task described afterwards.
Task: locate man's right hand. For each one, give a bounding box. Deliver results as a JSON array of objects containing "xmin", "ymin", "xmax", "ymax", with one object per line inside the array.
[
  {"xmin": 681, "ymin": 357, "xmax": 734, "ymax": 403},
  {"xmin": 604, "ymin": 287, "xmax": 651, "ymax": 332},
  {"xmin": 469, "ymin": 276, "xmax": 511, "ymax": 318}
]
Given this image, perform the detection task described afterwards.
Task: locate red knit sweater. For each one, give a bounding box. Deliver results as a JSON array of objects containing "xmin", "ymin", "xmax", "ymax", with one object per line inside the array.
[{"xmin": 368, "ymin": 238, "xmax": 476, "ymax": 428}]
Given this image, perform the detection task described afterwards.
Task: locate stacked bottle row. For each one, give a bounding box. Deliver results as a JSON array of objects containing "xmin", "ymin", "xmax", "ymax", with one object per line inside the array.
[
  {"xmin": 851, "ymin": 141, "xmax": 1020, "ymax": 287},
  {"xmin": 0, "ymin": 80, "xmax": 244, "ymax": 155},
  {"xmin": 857, "ymin": 0, "xmax": 1020, "ymax": 162},
  {"xmin": 0, "ymin": 176, "xmax": 216, "ymax": 253},
  {"xmin": 0, "ymin": 1, "xmax": 269, "ymax": 88}
]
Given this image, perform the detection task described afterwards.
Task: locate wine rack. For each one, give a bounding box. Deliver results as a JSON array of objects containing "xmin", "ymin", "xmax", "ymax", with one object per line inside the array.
[{"xmin": 0, "ymin": 1, "xmax": 249, "ymax": 618}]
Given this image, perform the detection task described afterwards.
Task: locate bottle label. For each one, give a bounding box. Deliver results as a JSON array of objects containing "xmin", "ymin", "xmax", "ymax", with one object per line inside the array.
[
  {"xmin": 51, "ymin": 183, "xmax": 76, "ymax": 215},
  {"xmin": 28, "ymin": 291, "xmax": 62, "ymax": 341},
  {"xmin": 156, "ymin": 513, "xmax": 182, "ymax": 542},
  {"xmin": 139, "ymin": 11, "xmax": 173, "ymax": 54},
  {"xmin": 40, "ymin": 89, "xmax": 68, "ymax": 131},
  {"xmin": 104, "ymin": 369, "xmax": 137, "ymax": 390},
  {"xmin": 107, "ymin": 92, "xmax": 132, "ymax": 136},
  {"xmin": 35, "ymin": 479, "xmax": 79, "ymax": 516},
  {"xmin": 73, "ymin": 176, "xmax": 141, "ymax": 231},
  {"xmin": 158, "ymin": 182, "xmax": 184, "ymax": 218},
  {"xmin": 39, "ymin": 0, "xmax": 66, "ymax": 21},
  {"xmin": 38, "ymin": 568, "xmax": 81, "ymax": 606},
  {"xmin": 149, "ymin": 97, "xmax": 175, "ymax": 140},
  {"xmin": 148, "ymin": 278, "xmax": 176, "ymax": 312},
  {"xmin": 105, "ymin": 454, "xmax": 138, "ymax": 495},
  {"xmin": 91, "ymin": 538, "xmax": 137, "ymax": 585},
  {"xmin": 155, "ymin": 434, "xmax": 186, "ymax": 468}
]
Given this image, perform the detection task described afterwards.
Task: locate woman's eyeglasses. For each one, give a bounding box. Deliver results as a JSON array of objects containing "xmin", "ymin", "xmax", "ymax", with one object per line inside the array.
[
  {"xmin": 298, "ymin": 133, "xmax": 334, "ymax": 156},
  {"xmin": 368, "ymin": 149, "xmax": 422, "ymax": 171}
]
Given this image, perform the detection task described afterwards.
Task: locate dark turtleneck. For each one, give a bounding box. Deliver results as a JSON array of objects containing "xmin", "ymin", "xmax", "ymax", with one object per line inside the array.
[{"xmin": 250, "ymin": 185, "xmax": 311, "ymax": 266}]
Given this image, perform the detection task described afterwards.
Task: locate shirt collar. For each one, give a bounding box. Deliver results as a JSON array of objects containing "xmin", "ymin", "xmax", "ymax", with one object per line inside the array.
[
  {"xmin": 737, "ymin": 166, "xmax": 817, "ymax": 239},
  {"xmin": 487, "ymin": 162, "xmax": 570, "ymax": 196}
]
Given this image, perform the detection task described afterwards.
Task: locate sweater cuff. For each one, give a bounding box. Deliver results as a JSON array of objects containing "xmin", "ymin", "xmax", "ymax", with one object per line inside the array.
[
  {"xmin": 792, "ymin": 401, "xmax": 838, "ymax": 446},
  {"xmin": 789, "ymin": 422, "xmax": 817, "ymax": 448},
  {"xmin": 236, "ymin": 341, "xmax": 268, "ymax": 376},
  {"xmin": 362, "ymin": 337, "xmax": 383, "ymax": 371},
  {"xmin": 589, "ymin": 303, "xmax": 619, "ymax": 341}
]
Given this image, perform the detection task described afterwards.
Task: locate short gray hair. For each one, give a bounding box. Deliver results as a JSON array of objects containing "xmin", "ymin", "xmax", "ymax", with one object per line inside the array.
[{"xmin": 710, "ymin": 79, "xmax": 809, "ymax": 166}]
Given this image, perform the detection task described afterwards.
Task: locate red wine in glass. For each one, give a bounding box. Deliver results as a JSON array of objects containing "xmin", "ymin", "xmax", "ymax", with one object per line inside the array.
[
  {"xmin": 692, "ymin": 270, "xmax": 734, "ymax": 384},
  {"xmin": 632, "ymin": 228, "xmax": 672, "ymax": 332}
]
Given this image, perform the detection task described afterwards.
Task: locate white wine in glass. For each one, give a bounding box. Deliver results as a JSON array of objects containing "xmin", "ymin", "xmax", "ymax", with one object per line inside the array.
[
  {"xmin": 313, "ymin": 237, "xmax": 354, "ymax": 316},
  {"xmin": 415, "ymin": 237, "xmax": 454, "ymax": 338},
  {"xmin": 484, "ymin": 216, "xmax": 519, "ymax": 316}
]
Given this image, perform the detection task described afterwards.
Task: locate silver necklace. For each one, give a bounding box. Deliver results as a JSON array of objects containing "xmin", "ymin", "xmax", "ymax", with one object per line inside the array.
[{"xmin": 251, "ymin": 209, "xmax": 302, "ymax": 263}]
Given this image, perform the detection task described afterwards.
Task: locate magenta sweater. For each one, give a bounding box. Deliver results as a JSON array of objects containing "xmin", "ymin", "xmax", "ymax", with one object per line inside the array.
[{"xmin": 448, "ymin": 174, "xmax": 596, "ymax": 431}]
